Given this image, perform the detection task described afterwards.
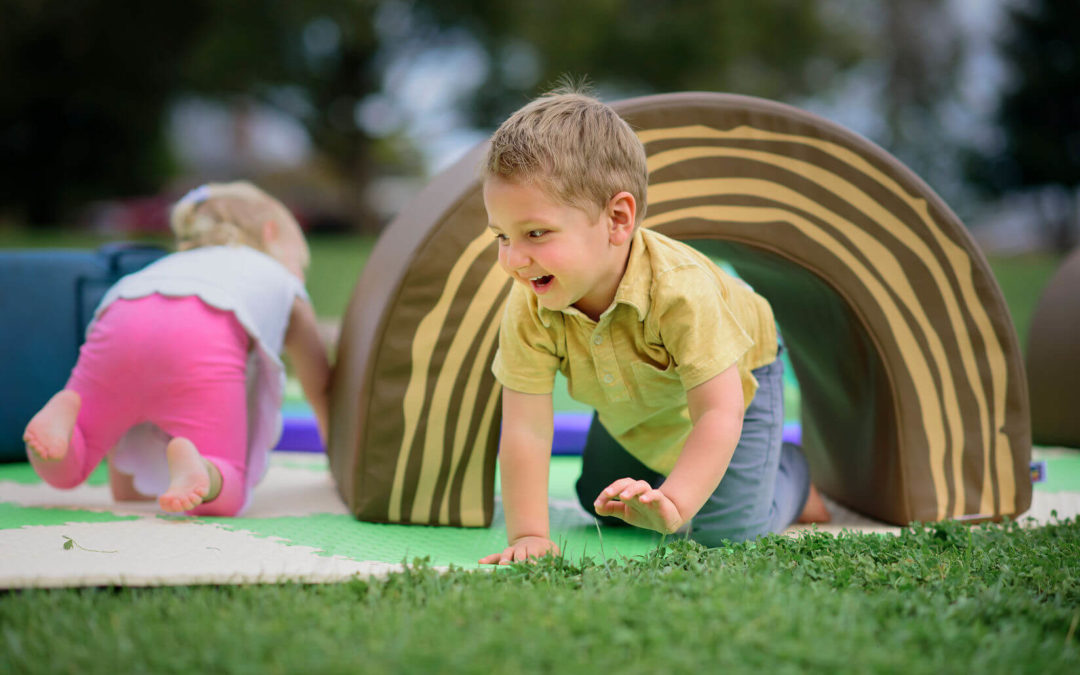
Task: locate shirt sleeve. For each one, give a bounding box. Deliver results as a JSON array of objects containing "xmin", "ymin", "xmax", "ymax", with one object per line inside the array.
[
  {"xmin": 491, "ymin": 284, "xmax": 561, "ymax": 395},
  {"xmin": 653, "ymin": 265, "xmax": 755, "ymax": 391}
]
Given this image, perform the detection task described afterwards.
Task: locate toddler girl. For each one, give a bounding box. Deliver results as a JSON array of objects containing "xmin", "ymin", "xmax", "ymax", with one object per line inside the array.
[{"xmin": 23, "ymin": 181, "xmax": 331, "ymax": 516}]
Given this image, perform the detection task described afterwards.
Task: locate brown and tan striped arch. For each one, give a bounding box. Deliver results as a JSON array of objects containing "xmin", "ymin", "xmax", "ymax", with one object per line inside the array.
[{"xmin": 328, "ymin": 92, "xmax": 1031, "ymax": 527}]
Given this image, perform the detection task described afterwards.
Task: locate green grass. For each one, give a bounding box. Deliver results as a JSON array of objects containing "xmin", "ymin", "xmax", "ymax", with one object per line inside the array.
[
  {"xmin": 304, "ymin": 234, "xmax": 377, "ymax": 319},
  {"xmin": 2, "ymin": 520, "xmax": 1078, "ymax": 674},
  {"xmin": 987, "ymin": 253, "xmax": 1063, "ymax": 351}
]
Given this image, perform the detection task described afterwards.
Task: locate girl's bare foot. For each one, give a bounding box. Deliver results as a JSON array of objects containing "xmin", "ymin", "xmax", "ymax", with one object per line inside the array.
[
  {"xmin": 23, "ymin": 390, "xmax": 81, "ymax": 461},
  {"xmin": 159, "ymin": 438, "xmax": 222, "ymax": 513},
  {"xmin": 797, "ymin": 484, "xmax": 832, "ymax": 523}
]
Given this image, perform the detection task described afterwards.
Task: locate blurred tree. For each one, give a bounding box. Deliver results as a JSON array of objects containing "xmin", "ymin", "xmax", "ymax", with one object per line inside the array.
[
  {"xmin": 0, "ymin": 0, "xmax": 391, "ymax": 230},
  {"xmin": 1, "ymin": 0, "xmax": 870, "ymax": 231},
  {"xmin": 969, "ymin": 0, "xmax": 1080, "ymax": 250},
  {"xmin": 177, "ymin": 0, "xmax": 387, "ymax": 230},
  {"xmin": 411, "ymin": 0, "xmax": 865, "ymax": 127},
  {"xmin": 880, "ymin": 0, "xmax": 964, "ymax": 207},
  {"xmin": 0, "ymin": 0, "xmax": 206, "ymax": 226}
]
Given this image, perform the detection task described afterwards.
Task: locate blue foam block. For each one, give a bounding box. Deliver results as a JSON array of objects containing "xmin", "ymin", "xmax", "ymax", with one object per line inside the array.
[{"xmin": 0, "ymin": 244, "xmax": 167, "ymax": 462}]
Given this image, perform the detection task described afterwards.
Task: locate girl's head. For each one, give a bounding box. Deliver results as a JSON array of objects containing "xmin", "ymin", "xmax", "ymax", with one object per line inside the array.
[{"xmin": 170, "ymin": 181, "xmax": 310, "ymax": 280}]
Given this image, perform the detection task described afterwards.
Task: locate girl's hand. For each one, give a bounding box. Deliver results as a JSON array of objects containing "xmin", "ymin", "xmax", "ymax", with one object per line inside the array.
[
  {"xmin": 479, "ymin": 536, "xmax": 559, "ymax": 565},
  {"xmin": 593, "ymin": 478, "xmax": 685, "ymax": 534}
]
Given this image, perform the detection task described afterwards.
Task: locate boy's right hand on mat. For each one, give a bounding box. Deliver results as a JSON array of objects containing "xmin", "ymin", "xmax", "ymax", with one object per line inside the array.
[{"xmin": 479, "ymin": 536, "xmax": 559, "ymax": 565}]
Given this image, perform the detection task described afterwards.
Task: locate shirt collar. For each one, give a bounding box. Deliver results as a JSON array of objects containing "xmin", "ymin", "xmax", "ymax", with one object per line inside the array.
[{"xmin": 535, "ymin": 228, "xmax": 652, "ymax": 325}]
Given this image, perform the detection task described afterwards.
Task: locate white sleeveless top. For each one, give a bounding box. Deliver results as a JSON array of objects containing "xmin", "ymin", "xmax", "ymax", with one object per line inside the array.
[{"xmin": 93, "ymin": 246, "xmax": 309, "ymax": 511}]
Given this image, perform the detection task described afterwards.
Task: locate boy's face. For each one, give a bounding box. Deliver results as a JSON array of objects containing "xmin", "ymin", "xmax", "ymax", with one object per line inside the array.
[{"xmin": 484, "ymin": 176, "xmax": 633, "ymax": 320}]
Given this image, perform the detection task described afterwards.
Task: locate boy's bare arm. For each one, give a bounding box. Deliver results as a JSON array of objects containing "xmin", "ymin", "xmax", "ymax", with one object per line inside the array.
[
  {"xmin": 661, "ymin": 364, "xmax": 744, "ymax": 522},
  {"xmin": 594, "ymin": 364, "xmax": 744, "ymax": 533},
  {"xmin": 479, "ymin": 387, "xmax": 558, "ymax": 564},
  {"xmin": 284, "ymin": 297, "xmax": 332, "ymax": 444}
]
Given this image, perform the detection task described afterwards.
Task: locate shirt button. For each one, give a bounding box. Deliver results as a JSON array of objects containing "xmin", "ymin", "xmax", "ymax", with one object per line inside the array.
[
  {"xmin": 603, "ymin": 373, "xmax": 614, "ymax": 384},
  {"xmin": 593, "ymin": 335, "xmax": 603, "ymax": 345}
]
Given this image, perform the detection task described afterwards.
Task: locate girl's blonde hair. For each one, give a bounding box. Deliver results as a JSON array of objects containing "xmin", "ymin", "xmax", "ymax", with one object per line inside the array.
[
  {"xmin": 483, "ymin": 90, "xmax": 648, "ymax": 225},
  {"xmin": 169, "ymin": 181, "xmax": 295, "ymax": 251}
]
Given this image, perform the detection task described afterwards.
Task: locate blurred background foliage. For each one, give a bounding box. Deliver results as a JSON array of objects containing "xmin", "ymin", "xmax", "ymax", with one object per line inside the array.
[{"xmin": 1, "ymin": 0, "xmax": 1077, "ymax": 252}]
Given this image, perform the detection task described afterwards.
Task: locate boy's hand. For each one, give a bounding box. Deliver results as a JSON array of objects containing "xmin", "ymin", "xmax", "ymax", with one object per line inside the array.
[
  {"xmin": 593, "ymin": 478, "xmax": 685, "ymax": 534},
  {"xmin": 479, "ymin": 536, "xmax": 559, "ymax": 565}
]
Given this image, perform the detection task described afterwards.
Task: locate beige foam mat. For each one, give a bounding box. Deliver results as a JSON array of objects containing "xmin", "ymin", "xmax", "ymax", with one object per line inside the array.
[{"xmin": 2, "ymin": 450, "xmax": 1076, "ymax": 588}]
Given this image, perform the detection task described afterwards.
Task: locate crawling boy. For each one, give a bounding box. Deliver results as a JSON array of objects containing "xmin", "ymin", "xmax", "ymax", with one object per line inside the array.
[{"xmin": 479, "ymin": 91, "xmax": 828, "ymax": 565}]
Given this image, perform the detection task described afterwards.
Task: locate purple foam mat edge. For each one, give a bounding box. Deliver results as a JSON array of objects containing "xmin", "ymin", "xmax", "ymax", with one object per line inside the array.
[{"xmin": 275, "ymin": 414, "xmax": 804, "ymax": 455}]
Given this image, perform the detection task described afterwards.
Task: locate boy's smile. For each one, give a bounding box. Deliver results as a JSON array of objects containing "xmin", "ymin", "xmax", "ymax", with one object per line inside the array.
[
  {"xmin": 483, "ymin": 177, "xmax": 635, "ymax": 321},
  {"xmin": 528, "ymin": 273, "xmax": 554, "ymax": 292}
]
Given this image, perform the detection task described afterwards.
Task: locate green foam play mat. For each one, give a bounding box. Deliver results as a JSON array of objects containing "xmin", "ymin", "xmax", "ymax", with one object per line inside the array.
[
  {"xmin": 0, "ymin": 369, "xmax": 808, "ymax": 588},
  {"xmin": 2, "ymin": 447, "xmax": 1077, "ymax": 588},
  {"xmin": 0, "ymin": 452, "xmax": 665, "ymax": 588}
]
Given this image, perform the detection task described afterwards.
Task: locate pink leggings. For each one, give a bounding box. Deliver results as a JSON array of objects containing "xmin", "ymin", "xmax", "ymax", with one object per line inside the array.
[{"xmin": 34, "ymin": 294, "xmax": 251, "ymax": 516}]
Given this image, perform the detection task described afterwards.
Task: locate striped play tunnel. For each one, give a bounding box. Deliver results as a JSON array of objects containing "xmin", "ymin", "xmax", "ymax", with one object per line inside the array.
[{"xmin": 328, "ymin": 92, "xmax": 1031, "ymax": 527}]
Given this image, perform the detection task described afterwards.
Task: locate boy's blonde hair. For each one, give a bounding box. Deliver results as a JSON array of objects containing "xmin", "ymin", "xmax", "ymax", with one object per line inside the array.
[
  {"xmin": 483, "ymin": 91, "xmax": 648, "ymax": 225},
  {"xmin": 170, "ymin": 181, "xmax": 296, "ymax": 251}
]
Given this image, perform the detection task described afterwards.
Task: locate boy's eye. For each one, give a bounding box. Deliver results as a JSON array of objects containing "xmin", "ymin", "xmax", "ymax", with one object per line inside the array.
[
  {"xmin": 493, "ymin": 232, "xmax": 508, "ymax": 244},
  {"xmin": 528, "ymin": 229, "xmax": 546, "ymax": 238}
]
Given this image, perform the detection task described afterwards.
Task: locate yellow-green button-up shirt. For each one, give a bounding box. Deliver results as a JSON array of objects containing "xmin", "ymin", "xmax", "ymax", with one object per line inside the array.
[{"xmin": 492, "ymin": 228, "xmax": 778, "ymax": 475}]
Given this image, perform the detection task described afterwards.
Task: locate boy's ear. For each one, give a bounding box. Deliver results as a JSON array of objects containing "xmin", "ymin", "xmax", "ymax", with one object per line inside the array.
[{"xmin": 607, "ymin": 191, "xmax": 636, "ymax": 246}]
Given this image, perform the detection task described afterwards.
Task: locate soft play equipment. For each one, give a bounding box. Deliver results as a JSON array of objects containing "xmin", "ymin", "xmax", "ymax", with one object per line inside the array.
[
  {"xmin": 1026, "ymin": 246, "xmax": 1080, "ymax": 448},
  {"xmin": 329, "ymin": 92, "xmax": 1032, "ymax": 527},
  {"xmin": 0, "ymin": 244, "xmax": 167, "ymax": 462}
]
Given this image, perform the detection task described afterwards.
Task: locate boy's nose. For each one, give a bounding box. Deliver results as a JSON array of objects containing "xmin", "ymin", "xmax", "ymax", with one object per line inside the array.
[{"xmin": 504, "ymin": 244, "xmax": 529, "ymax": 271}]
